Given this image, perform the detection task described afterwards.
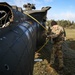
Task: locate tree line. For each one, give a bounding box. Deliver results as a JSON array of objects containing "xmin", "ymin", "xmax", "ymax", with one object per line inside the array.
[{"xmin": 46, "ymin": 20, "xmax": 75, "ymax": 29}]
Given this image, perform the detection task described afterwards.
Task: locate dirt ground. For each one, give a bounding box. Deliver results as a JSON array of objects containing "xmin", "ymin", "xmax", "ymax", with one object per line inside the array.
[{"xmin": 33, "ymin": 29, "xmax": 75, "ymax": 75}]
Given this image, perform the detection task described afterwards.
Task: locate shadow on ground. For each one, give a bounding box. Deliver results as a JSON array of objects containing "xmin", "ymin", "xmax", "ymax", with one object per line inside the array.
[{"xmin": 33, "ymin": 39, "xmax": 75, "ymax": 75}]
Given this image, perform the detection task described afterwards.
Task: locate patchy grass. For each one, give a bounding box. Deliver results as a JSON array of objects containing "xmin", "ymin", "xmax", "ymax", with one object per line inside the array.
[
  {"xmin": 65, "ymin": 28, "xmax": 75, "ymax": 50},
  {"xmin": 65, "ymin": 28, "xmax": 75, "ymax": 40}
]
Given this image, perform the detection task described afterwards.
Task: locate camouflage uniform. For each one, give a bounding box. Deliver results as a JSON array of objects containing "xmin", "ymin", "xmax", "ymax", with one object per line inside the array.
[{"xmin": 47, "ymin": 24, "xmax": 66, "ymax": 69}]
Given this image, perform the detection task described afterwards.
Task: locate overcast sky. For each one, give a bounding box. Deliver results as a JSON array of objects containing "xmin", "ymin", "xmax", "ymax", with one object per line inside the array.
[{"xmin": 0, "ymin": 0, "xmax": 75, "ymax": 22}]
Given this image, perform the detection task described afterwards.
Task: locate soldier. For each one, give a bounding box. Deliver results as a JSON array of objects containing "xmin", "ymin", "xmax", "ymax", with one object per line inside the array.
[{"xmin": 47, "ymin": 20, "xmax": 66, "ymax": 70}]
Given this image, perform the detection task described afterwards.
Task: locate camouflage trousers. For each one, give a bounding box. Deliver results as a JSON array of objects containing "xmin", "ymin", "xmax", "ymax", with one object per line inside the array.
[{"xmin": 50, "ymin": 41, "xmax": 64, "ymax": 68}]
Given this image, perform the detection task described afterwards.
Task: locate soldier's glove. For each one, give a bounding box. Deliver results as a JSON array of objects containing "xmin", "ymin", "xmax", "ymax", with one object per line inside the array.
[
  {"xmin": 47, "ymin": 35, "xmax": 54, "ymax": 43},
  {"xmin": 47, "ymin": 35, "xmax": 50, "ymax": 38},
  {"xmin": 47, "ymin": 35, "xmax": 53, "ymax": 38},
  {"xmin": 47, "ymin": 35, "xmax": 52, "ymax": 39},
  {"xmin": 64, "ymin": 37, "xmax": 66, "ymax": 41}
]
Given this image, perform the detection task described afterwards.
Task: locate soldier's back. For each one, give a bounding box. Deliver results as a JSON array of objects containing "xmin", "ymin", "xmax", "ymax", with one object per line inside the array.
[
  {"xmin": 51, "ymin": 25, "xmax": 65, "ymax": 42},
  {"xmin": 51, "ymin": 25, "xmax": 64, "ymax": 34}
]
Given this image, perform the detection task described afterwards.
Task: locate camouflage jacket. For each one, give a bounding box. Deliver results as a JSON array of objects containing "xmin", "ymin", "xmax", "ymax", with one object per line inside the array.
[{"xmin": 48, "ymin": 25, "xmax": 66, "ymax": 42}]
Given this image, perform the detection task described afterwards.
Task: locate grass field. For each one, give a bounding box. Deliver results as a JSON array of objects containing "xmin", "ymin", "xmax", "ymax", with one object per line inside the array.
[
  {"xmin": 65, "ymin": 28, "xmax": 75, "ymax": 50},
  {"xmin": 65, "ymin": 28, "xmax": 75, "ymax": 40}
]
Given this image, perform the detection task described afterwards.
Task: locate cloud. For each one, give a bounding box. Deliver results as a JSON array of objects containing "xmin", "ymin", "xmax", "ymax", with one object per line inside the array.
[
  {"xmin": 44, "ymin": 0, "xmax": 53, "ymax": 2},
  {"xmin": 0, "ymin": 0, "xmax": 52, "ymax": 9},
  {"xmin": 0, "ymin": 0, "xmax": 4, "ymax": 1},
  {"xmin": 48, "ymin": 11, "xmax": 75, "ymax": 22},
  {"xmin": 1, "ymin": 0, "xmax": 43, "ymax": 9},
  {"xmin": 0, "ymin": 0, "xmax": 75, "ymax": 22}
]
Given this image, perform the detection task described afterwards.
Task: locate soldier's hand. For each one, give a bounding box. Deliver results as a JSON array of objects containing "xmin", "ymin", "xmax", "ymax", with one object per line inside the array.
[
  {"xmin": 64, "ymin": 37, "xmax": 66, "ymax": 41},
  {"xmin": 47, "ymin": 35, "xmax": 52, "ymax": 39},
  {"xmin": 47, "ymin": 35, "xmax": 49, "ymax": 38}
]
